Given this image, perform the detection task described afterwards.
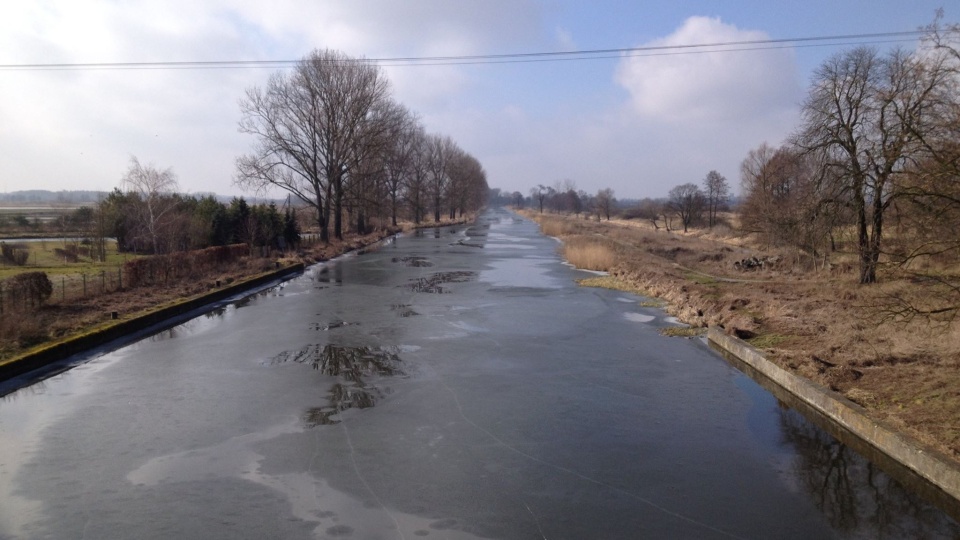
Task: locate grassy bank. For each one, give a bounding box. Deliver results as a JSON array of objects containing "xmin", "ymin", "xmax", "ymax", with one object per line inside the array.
[{"xmin": 523, "ymin": 209, "xmax": 960, "ymax": 462}]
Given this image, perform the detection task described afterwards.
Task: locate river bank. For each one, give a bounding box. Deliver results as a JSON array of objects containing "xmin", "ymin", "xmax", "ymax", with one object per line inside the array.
[
  {"xmin": 522, "ymin": 209, "xmax": 960, "ymax": 464},
  {"xmin": 0, "ymin": 217, "xmax": 473, "ymax": 371}
]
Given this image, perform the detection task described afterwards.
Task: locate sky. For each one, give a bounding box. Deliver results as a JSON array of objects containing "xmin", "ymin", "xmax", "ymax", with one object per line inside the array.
[{"xmin": 0, "ymin": 1, "xmax": 952, "ymax": 200}]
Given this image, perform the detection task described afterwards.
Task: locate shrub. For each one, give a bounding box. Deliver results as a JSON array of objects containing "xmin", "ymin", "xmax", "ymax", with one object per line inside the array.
[
  {"xmin": 123, "ymin": 243, "xmax": 251, "ymax": 288},
  {"xmin": 3, "ymin": 271, "xmax": 53, "ymax": 308},
  {"xmin": 1, "ymin": 242, "xmax": 29, "ymax": 266}
]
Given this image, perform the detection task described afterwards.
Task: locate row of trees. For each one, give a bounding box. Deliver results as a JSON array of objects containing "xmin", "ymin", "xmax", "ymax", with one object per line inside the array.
[
  {"xmin": 739, "ymin": 16, "xmax": 960, "ymax": 291},
  {"xmin": 516, "ymin": 171, "xmax": 732, "ymax": 234},
  {"xmin": 527, "ymin": 181, "xmax": 618, "ymax": 220},
  {"xmin": 235, "ymin": 49, "xmax": 489, "ymax": 242},
  {"xmin": 614, "ymin": 171, "xmax": 731, "ymax": 233}
]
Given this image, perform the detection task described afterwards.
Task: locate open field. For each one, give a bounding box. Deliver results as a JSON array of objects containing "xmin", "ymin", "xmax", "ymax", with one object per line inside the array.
[
  {"xmin": 524, "ymin": 209, "xmax": 960, "ymax": 462},
  {"xmin": 0, "ymin": 238, "xmax": 131, "ymax": 279}
]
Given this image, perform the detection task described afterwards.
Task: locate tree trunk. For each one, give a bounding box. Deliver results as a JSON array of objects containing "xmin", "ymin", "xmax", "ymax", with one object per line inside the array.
[
  {"xmin": 321, "ymin": 184, "xmax": 332, "ymax": 243},
  {"xmin": 334, "ymin": 190, "xmax": 343, "ymax": 240}
]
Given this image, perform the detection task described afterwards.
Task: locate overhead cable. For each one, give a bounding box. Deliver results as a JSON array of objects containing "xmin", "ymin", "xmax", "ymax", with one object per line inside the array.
[{"xmin": 0, "ymin": 30, "xmax": 926, "ymax": 71}]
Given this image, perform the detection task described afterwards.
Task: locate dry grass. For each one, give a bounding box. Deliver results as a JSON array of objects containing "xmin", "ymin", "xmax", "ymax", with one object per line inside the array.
[
  {"xmin": 561, "ymin": 236, "xmax": 617, "ymax": 272},
  {"xmin": 537, "ymin": 215, "xmax": 578, "ymax": 237},
  {"xmin": 659, "ymin": 326, "xmax": 706, "ymax": 338},
  {"xmin": 577, "ymin": 275, "xmax": 648, "ymax": 296},
  {"xmin": 523, "ymin": 209, "xmax": 960, "ymax": 461}
]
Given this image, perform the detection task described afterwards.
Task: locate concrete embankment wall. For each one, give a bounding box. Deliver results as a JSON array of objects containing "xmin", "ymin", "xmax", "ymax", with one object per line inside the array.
[
  {"xmin": 0, "ymin": 263, "xmax": 305, "ymax": 381},
  {"xmin": 708, "ymin": 327, "xmax": 960, "ymax": 506}
]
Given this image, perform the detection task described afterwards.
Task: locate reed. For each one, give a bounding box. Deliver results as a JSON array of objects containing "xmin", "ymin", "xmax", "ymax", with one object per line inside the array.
[
  {"xmin": 538, "ymin": 217, "xmax": 574, "ymax": 238},
  {"xmin": 561, "ymin": 237, "xmax": 616, "ymax": 271}
]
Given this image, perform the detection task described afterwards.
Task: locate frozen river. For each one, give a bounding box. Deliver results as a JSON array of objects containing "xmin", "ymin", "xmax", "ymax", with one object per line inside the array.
[{"xmin": 0, "ymin": 208, "xmax": 957, "ymax": 539}]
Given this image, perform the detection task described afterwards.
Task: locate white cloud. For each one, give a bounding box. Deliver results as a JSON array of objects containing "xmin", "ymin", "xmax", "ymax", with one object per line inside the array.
[
  {"xmin": 0, "ymin": 4, "xmax": 804, "ymax": 201},
  {"xmin": 0, "ymin": 1, "xmax": 552, "ymax": 195},
  {"xmin": 615, "ymin": 16, "xmax": 800, "ymax": 124}
]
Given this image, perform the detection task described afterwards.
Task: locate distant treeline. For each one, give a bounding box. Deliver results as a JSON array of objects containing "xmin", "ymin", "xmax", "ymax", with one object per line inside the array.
[
  {"xmin": 0, "ymin": 190, "xmax": 107, "ymax": 204},
  {"xmin": 0, "ymin": 189, "xmax": 281, "ymax": 206}
]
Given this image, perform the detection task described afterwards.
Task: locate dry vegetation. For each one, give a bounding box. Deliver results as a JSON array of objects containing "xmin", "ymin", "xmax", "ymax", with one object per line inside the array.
[
  {"xmin": 525, "ymin": 209, "xmax": 960, "ymax": 462},
  {"xmin": 560, "ymin": 237, "xmax": 617, "ymax": 272}
]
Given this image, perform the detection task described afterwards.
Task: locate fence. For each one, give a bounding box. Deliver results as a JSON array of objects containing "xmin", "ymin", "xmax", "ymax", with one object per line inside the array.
[
  {"xmin": 0, "ymin": 243, "xmax": 253, "ymax": 316},
  {"xmin": 0, "ymin": 266, "xmax": 125, "ymax": 315}
]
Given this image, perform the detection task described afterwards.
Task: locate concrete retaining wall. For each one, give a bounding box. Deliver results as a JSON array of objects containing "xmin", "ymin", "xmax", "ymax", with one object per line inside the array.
[
  {"xmin": 707, "ymin": 326, "xmax": 960, "ymax": 504},
  {"xmin": 0, "ymin": 263, "xmax": 304, "ymax": 381}
]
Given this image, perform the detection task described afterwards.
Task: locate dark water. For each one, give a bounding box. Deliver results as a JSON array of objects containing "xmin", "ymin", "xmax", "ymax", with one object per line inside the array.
[{"xmin": 0, "ymin": 208, "xmax": 958, "ymax": 539}]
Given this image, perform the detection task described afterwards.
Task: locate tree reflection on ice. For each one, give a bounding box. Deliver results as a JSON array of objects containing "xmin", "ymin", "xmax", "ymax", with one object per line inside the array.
[
  {"xmin": 778, "ymin": 405, "xmax": 960, "ymax": 536},
  {"xmin": 404, "ymin": 271, "xmax": 476, "ymax": 293},
  {"xmin": 268, "ymin": 345, "xmax": 404, "ymax": 426},
  {"xmin": 303, "ymin": 383, "xmax": 379, "ymax": 426}
]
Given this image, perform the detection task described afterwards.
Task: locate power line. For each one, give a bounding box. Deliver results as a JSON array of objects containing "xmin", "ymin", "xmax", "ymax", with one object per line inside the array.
[{"xmin": 0, "ymin": 30, "xmax": 926, "ymax": 71}]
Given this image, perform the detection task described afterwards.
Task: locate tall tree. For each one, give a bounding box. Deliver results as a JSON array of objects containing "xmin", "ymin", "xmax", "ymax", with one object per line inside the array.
[
  {"xmin": 702, "ymin": 170, "xmax": 730, "ymax": 228},
  {"xmin": 121, "ymin": 157, "xmax": 180, "ymax": 255},
  {"xmin": 797, "ymin": 45, "xmax": 952, "ymax": 283},
  {"xmin": 426, "ymin": 135, "xmax": 457, "ymax": 222},
  {"xmin": 383, "ymin": 107, "xmax": 421, "ymax": 227},
  {"xmin": 404, "ymin": 129, "xmax": 430, "ymax": 225},
  {"xmin": 667, "ymin": 183, "xmax": 704, "ymax": 232},
  {"xmin": 236, "ymin": 49, "xmax": 392, "ymax": 242},
  {"xmin": 530, "ymin": 184, "xmax": 550, "ymax": 214},
  {"xmin": 447, "ymin": 150, "xmax": 486, "ymax": 219},
  {"xmin": 740, "ymin": 144, "xmax": 841, "ymax": 263},
  {"xmin": 595, "ymin": 188, "xmax": 616, "ymax": 221}
]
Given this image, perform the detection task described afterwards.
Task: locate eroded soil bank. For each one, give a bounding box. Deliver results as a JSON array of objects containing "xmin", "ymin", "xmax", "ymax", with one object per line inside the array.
[{"xmin": 524, "ymin": 210, "xmax": 960, "ymax": 462}]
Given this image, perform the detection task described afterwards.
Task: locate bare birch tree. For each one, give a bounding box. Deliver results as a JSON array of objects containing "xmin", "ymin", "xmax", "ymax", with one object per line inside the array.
[{"xmin": 121, "ymin": 157, "xmax": 180, "ymax": 254}]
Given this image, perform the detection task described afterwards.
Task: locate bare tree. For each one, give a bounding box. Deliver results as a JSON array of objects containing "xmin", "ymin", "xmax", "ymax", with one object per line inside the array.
[
  {"xmin": 702, "ymin": 170, "xmax": 730, "ymax": 228},
  {"xmin": 797, "ymin": 45, "xmax": 952, "ymax": 283},
  {"xmin": 383, "ymin": 107, "xmax": 421, "ymax": 227},
  {"xmin": 740, "ymin": 144, "xmax": 842, "ymax": 266},
  {"xmin": 121, "ymin": 157, "xmax": 180, "ymax": 254},
  {"xmin": 236, "ymin": 49, "xmax": 392, "ymax": 242},
  {"xmin": 633, "ymin": 198, "xmax": 665, "ymax": 231},
  {"xmin": 595, "ymin": 188, "xmax": 616, "ymax": 220},
  {"xmin": 667, "ymin": 183, "xmax": 704, "ymax": 232},
  {"xmin": 425, "ymin": 135, "xmax": 458, "ymax": 223},
  {"xmin": 404, "ymin": 129, "xmax": 430, "ymax": 224},
  {"xmin": 447, "ymin": 150, "xmax": 486, "ymax": 219},
  {"xmin": 530, "ymin": 184, "xmax": 550, "ymax": 214}
]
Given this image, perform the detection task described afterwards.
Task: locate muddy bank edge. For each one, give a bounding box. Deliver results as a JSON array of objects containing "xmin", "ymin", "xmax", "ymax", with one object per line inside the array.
[{"xmin": 0, "ymin": 263, "xmax": 305, "ymax": 381}]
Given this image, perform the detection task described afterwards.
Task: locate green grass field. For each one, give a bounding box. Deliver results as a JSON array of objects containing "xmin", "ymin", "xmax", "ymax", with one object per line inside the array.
[{"xmin": 0, "ymin": 239, "xmax": 138, "ymax": 280}]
